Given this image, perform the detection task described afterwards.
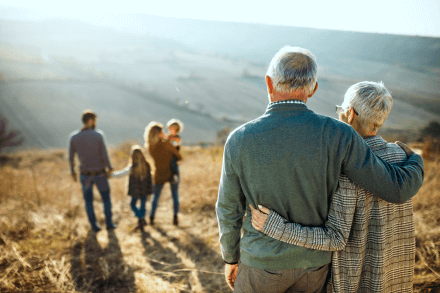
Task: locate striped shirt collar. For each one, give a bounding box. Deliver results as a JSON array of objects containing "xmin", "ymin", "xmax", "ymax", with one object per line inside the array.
[
  {"xmin": 364, "ymin": 135, "xmax": 387, "ymax": 149},
  {"xmin": 269, "ymin": 100, "xmax": 306, "ymax": 106}
]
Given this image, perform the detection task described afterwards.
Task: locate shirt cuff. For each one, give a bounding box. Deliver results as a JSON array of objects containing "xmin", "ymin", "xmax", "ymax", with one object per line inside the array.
[
  {"xmin": 261, "ymin": 210, "xmax": 287, "ymax": 241},
  {"xmin": 223, "ymin": 260, "xmax": 238, "ymax": 265}
]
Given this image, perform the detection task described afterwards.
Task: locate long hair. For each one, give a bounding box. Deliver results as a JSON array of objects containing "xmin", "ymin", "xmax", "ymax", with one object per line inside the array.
[
  {"xmin": 144, "ymin": 121, "xmax": 163, "ymax": 150},
  {"xmin": 129, "ymin": 145, "xmax": 150, "ymax": 179}
]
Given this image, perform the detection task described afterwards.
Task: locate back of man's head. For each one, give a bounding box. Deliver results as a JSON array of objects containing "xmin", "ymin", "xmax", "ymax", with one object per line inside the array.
[
  {"xmin": 82, "ymin": 109, "xmax": 97, "ymax": 125},
  {"xmin": 342, "ymin": 81, "xmax": 392, "ymax": 132},
  {"xmin": 266, "ymin": 46, "xmax": 318, "ymax": 95}
]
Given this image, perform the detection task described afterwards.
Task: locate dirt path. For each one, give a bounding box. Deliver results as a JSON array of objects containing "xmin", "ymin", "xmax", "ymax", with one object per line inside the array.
[{"xmin": 65, "ymin": 182, "xmax": 227, "ymax": 293}]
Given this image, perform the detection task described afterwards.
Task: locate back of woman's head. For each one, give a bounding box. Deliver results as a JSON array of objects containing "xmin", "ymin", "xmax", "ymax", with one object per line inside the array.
[
  {"xmin": 130, "ymin": 145, "xmax": 150, "ymax": 178},
  {"xmin": 144, "ymin": 121, "xmax": 163, "ymax": 148},
  {"xmin": 342, "ymin": 81, "xmax": 392, "ymax": 133}
]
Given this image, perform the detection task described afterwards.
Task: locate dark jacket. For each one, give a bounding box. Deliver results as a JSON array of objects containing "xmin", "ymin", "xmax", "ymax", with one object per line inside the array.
[
  {"xmin": 149, "ymin": 139, "xmax": 182, "ymax": 185},
  {"xmin": 128, "ymin": 163, "xmax": 153, "ymax": 198}
]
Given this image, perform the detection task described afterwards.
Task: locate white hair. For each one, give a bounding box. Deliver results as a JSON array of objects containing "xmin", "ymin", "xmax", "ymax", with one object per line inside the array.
[
  {"xmin": 341, "ymin": 81, "xmax": 393, "ymax": 132},
  {"xmin": 266, "ymin": 46, "xmax": 318, "ymax": 95}
]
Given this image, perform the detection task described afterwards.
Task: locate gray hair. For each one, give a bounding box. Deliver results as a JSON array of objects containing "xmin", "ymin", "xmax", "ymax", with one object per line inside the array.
[
  {"xmin": 266, "ymin": 46, "xmax": 318, "ymax": 95},
  {"xmin": 341, "ymin": 81, "xmax": 393, "ymax": 132}
]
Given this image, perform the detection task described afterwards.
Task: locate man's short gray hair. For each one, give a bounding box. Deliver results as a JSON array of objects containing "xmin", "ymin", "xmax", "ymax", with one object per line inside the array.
[
  {"xmin": 266, "ymin": 46, "xmax": 318, "ymax": 95},
  {"xmin": 341, "ymin": 81, "xmax": 393, "ymax": 132}
]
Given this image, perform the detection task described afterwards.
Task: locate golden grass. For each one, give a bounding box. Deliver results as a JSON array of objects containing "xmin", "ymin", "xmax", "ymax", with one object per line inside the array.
[
  {"xmin": 0, "ymin": 140, "xmax": 439, "ymax": 292},
  {"xmin": 0, "ymin": 145, "xmax": 226, "ymax": 292}
]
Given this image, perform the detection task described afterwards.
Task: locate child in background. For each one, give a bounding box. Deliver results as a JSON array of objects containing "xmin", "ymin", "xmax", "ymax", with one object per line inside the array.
[
  {"xmin": 111, "ymin": 145, "xmax": 153, "ymax": 229},
  {"xmin": 166, "ymin": 119, "xmax": 183, "ymax": 184}
]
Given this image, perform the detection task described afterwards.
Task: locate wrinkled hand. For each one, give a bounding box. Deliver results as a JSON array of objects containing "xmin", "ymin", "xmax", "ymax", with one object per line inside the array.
[
  {"xmin": 71, "ymin": 173, "xmax": 77, "ymax": 182},
  {"xmin": 249, "ymin": 204, "xmax": 270, "ymax": 231},
  {"xmin": 395, "ymin": 141, "xmax": 415, "ymax": 157},
  {"xmin": 225, "ymin": 263, "xmax": 238, "ymax": 291}
]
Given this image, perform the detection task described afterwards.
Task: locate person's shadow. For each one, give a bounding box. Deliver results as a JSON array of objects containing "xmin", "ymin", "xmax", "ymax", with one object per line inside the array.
[
  {"xmin": 70, "ymin": 230, "xmax": 135, "ymax": 292},
  {"xmin": 140, "ymin": 227, "xmax": 227, "ymax": 292},
  {"xmin": 140, "ymin": 229, "xmax": 187, "ymax": 286}
]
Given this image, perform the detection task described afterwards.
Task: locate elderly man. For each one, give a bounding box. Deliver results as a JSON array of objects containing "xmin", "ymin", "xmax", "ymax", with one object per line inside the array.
[
  {"xmin": 251, "ymin": 81, "xmax": 416, "ymax": 292},
  {"xmin": 69, "ymin": 110, "xmax": 116, "ymax": 231},
  {"xmin": 215, "ymin": 47, "xmax": 424, "ymax": 293}
]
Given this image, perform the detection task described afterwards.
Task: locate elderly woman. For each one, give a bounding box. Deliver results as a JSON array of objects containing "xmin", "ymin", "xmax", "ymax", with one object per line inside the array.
[
  {"xmin": 251, "ymin": 81, "xmax": 416, "ymax": 293},
  {"xmin": 144, "ymin": 121, "xmax": 182, "ymax": 226}
]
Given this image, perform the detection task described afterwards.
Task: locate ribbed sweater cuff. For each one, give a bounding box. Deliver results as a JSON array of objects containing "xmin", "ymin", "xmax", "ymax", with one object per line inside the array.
[{"xmin": 261, "ymin": 211, "xmax": 286, "ymax": 241}]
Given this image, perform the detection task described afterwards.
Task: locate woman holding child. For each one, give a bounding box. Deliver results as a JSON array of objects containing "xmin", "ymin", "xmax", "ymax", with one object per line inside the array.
[{"xmin": 144, "ymin": 121, "xmax": 182, "ymax": 226}]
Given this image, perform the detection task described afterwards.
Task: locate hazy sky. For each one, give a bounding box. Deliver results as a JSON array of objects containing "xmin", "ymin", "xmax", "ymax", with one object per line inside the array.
[{"xmin": 1, "ymin": 0, "xmax": 440, "ymax": 37}]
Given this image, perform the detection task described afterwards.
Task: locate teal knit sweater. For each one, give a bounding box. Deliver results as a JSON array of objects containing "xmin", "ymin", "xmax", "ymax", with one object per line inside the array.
[{"xmin": 216, "ymin": 102, "xmax": 424, "ymax": 270}]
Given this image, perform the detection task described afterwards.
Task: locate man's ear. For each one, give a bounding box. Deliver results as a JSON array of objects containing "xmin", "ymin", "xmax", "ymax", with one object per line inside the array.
[
  {"xmin": 309, "ymin": 82, "xmax": 318, "ymax": 98},
  {"xmin": 348, "ymin": 108, "xmax": 355, "ymax": 124},
  {"xmin": 265, "ymin": 75, "xmax": 274, "ymax": 94}
]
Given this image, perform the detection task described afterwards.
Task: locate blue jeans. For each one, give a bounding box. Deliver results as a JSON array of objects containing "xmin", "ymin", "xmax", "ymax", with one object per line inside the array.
[
  {"xmin": 130, "ymin": 196, "xmax": 147, "ymax": 219},
  {"xmin": 80, "ymin": 173, "xmax": 114, "ymax": 229},
  {"xmin": 171, "ymin": 156, "xmax": 179, "ymax": 175},
  {"xmin": 150, "ymin": 182, "xmax": 179, "ymax": 218}
]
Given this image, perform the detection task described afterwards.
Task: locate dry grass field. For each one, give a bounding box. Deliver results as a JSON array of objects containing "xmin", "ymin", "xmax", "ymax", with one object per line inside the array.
[{"xmin": 0, "ymin": 138, "xmax": 439, "ymax": 292}]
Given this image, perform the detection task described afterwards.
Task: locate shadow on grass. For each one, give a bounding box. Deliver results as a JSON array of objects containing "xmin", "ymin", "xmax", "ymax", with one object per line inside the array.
[
  {"xmin": 70, "ymin": 229, "xmax": 135, "ymax": 292},
  {"xmin": 142, "ymin": 226, "xmax": 226, "ymax": 292},
  {"xmin": 140, "ymin": 229, "xmax": 191, "ymax": 290}
]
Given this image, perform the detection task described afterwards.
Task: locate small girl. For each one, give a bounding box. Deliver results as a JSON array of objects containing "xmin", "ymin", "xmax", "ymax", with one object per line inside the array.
[
  {"xmin": 111, "ymin": 145, "xmax": 153, "ymax": 228},
  {"xmin": 166, "ymin": 119, "xmax": 183, "ymax": 183}
]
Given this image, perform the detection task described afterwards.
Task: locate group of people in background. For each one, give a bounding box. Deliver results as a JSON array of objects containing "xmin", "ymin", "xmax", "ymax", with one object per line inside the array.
[
  {"xmin": 68, "ymin": 111, "xmax": 183, "ymax": 231},
  {"xmin": 68, "ymin": 45, "xmax": 426, "ymax": 293}
]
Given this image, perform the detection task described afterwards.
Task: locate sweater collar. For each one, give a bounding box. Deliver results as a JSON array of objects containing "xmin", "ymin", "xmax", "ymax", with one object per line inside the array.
[
  {"xmin": 270, "ymin": 100, "xmax": 306, "ymax": 106},
  {"xmin": 266, "ymin": 100, "xmax": 308, "ymax": 112},
  {"xmin": 364, "ymin": 135, "xmax": 387, "ymax": 148}
]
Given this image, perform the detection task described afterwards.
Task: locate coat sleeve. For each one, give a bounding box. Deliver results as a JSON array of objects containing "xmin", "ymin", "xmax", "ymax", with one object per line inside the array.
[
  {"xmin": 342, "ymin": 132, "xmax": 424, "ymax": 203},
  {"xmin": 261, "ymin": 175, "xmax": 356, "ymax": 251},
  {"xmin": 99, "ymin": 132, "xmax": 113, "ymax": 170},
  {"xmin": 215, "ymin": 141, "xmax": 246, "ymax": 263},
  {"xmin": 68, "ymin": 135, "xmax": 76, "ymax": 175},
  {"xmin": 111, "ymin": 166, "xmax": 131, "ymax": 178},
  {"xmin": 166, "ymin": 141, "xmax": 182, "ymax": 161}
]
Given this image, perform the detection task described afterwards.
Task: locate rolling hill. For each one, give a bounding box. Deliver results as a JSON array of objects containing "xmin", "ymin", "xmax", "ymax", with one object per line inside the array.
[{"xmin": 0, "ymin": 14, "xmax": 439, "ymax": 149}]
